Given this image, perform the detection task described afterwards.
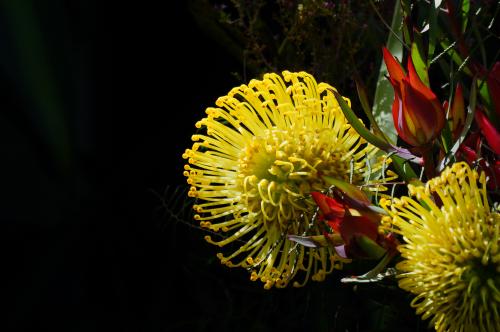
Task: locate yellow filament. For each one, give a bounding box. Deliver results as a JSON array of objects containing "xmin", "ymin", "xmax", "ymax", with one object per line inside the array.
[
  {"xmin": 382, "ymin": 162, "xmax": 500, "ymax": 331},
  {"xmin": 183, "ymin": 71, "xmax": 389, "ymax": 288}
]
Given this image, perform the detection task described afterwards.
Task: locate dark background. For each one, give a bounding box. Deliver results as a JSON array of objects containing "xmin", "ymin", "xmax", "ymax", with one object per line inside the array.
[
  {"xmin": 2, "ymin": 1, "xmax": 427, "ymax": 331},
  {"xmin": 1, "ymin": 1, "xmax": 102, "ymax": 331}
]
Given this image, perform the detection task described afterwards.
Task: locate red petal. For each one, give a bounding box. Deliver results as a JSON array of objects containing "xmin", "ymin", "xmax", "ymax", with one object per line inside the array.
[
  {"xmin": 475, "ymin": 108, "xmax": 500, "ymax": 155},
  {"xmin": 402, "ymin": 77, "xmax": 444, "ymax": 145},
  {"xmin": 443, "ymin": 100, "xmax": 449, "ymax": 113},
  {"xmin": 338, "ymin": 215, "xmax": 378, "ymax": 245},
  {"xmin": 382, "ymin": 47, "xmax": 405, "ymax": 87},
  {"xmin": 407, "ymin": 56, "xmax": 436, "ymax": 100},
  {"xmin": 408, "ymin": 58, "xmax": 445, "ymax": 127},
  {"xmin": 327, "ymin": 217, "xmax": 342, "ymax": 233},
  {"xmin": 408, "ymin": 56, "xmax": 445, "ymax": 128},
  {"xmin": 459, "ymin": 145, "xmax": 478, "ymax": 164},
  {"xmin": 311, "ymin": 192, "xmax": 345, "ymax": 219},
  {"xmin": 391, "ymin": 92, "xmax": 412, "ymax": 143}
]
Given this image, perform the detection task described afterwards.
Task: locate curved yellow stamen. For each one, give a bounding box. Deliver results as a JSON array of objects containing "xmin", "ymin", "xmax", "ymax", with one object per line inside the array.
[
  {"xmin": 382, "ymin": 162, "xmax": 500, "ymax": 331},
  {"xmin": 183, "ymin": 71, "xmax": 391, "ymax": 288}
]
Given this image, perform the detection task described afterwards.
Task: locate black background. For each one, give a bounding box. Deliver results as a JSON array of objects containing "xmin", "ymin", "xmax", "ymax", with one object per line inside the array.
[{"xmin": 2, "ymin": 1, "xmax": 426, "ymax": 331}]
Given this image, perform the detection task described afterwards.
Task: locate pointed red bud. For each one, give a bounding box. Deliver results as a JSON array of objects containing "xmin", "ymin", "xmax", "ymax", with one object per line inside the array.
[
  {"xmin": 382, "ymin": 47, "xmax": 405, "ymax": 95},
  {"xmin": 382, "ymin": 48, "xmax": 445, "ymax": 147},
  {"xmin": 475, "ymin": 108, "xmax": 500, "ymax": 155}
]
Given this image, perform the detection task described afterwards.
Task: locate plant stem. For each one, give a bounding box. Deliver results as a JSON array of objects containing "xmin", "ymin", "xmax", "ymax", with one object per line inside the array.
[{"xmin": 421, "ymin": 145, "xmax": 436, "ymax": 179}]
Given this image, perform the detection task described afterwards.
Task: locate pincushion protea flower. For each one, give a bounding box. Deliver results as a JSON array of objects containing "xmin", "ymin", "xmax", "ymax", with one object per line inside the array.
[
  {"xmin": 380, "ymin": 162, "xmax": 500, "ymax": 331},
  {"xmin": 182, "ymin": 71, "xmax": 391, "ymax": 289}
]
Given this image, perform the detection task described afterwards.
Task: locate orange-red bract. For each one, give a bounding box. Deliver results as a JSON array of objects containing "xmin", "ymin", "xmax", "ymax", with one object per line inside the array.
[{"xmin": 383, "ymin": 47, "xmax": 445, "ymax": 147}]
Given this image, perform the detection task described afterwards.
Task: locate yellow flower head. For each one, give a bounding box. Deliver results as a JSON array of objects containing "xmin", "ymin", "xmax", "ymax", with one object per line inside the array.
[
  {"xmin": 380, "ymin": 162, "xmax": 500, "ymax": 331},
  {"xmin": 183, "ymin": 71, "xmax": 389, "ymax": 289}
]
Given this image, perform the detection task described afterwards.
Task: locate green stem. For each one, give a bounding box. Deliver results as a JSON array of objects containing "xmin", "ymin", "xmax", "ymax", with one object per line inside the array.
[{"xmin": 421, "ymin": 145, "xmax": 436, "ymax": 180}]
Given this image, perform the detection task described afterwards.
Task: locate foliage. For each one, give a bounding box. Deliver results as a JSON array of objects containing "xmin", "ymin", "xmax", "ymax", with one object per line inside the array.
[
  {"xmin": 178, "ymin": 0, "xmax": 500, "ymax": 331},
  {"xmin": 189, "ymin": 0, "xmax": 396, "ymax": 103}
]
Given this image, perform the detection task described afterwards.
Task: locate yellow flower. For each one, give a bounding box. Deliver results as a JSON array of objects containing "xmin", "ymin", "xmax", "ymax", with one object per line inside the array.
[
  {"xmin": 380, "ymin": 162, "xmax": 500, "ymax": 331},
  {"xmin": 183, "ymin": 71, "xmax": 390, "ymax": 289}
]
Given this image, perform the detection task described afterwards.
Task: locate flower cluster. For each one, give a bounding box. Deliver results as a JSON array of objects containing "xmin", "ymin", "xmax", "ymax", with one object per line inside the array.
[{"xmin": 180, "ymin": 1, "xmax": 499, "ymax": 330}]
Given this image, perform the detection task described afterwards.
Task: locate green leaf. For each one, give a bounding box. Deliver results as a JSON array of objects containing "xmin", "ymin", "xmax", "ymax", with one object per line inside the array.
[
  {"xmin": 333, "ymin": 91, "xmax": 392, "ymax": 151},
  {"xmin": 390, "ymin": 155, "xmax": 418, "ymax": 182},
  {"xmin": 334, "ymin": 90, "xmax": 424, "ymax": 170},
  {"xmin": 441, "ymin": 116, "xmax": 453, "ymax": 154},
  {"xmin": 411, "ymin": 40, "xmax": 430, "ymax": 86},
  {"xmin": 322, "ymin": 175, "xmax": 371, "ymax": 204},
  {"xmin": 356, "ymin": 235, "xmax": 387, "ymax": 260},
  {"xmin": 440, "ymin": 39, "xmax": 473, "ymax": 76},
  {"xmin": 461, "ymin": 0, "xmax": 470, "ymax": 33},
  {"xmin": 477, "ymin": 79, "xmax": 493, "ymax": 116},
  {"xmin": 341, "ymin": 252, "xmax": 398, "ymax": 283},
  {"xmin": 400, "ymin": 0, "xmax": 412, "ymax": 45},
  {"xmin": 355, "ymin": 79, "xmax": 385, "ymax": 139},
  {"xmin": 440, "ymin": 78, "xmax": 456, "ymax": 155},
  {"xmin": 437, "ymin": 79, "xmax": 477, "ymax": 171},
  {"xmin": 427, "ymin": 0, "xmax": 442, "ymax": 62},
  {"xmin": 372, "ymin": 0, "xmax": 404, "ymax": 145},
  {"xmin": 437, "ymin": 107, "xmax": 475, "ymax": 172}
]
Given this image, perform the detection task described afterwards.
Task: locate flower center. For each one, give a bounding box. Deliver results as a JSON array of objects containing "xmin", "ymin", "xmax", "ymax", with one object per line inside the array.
[
  {"xmin": 458, "ymin": 256, "xmax": 500, "ymax": 314},
  {"xmin": 237, "ymin": 126, "xmax": 361, "ymax": 228},
  {"xmin": 462, "ymin": 258, "xmax": 499, "ymax": 287}
]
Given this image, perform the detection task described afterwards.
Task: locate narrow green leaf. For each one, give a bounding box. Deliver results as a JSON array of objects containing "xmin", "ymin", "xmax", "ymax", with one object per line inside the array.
[
  {"xmin": 411, "ymin": 41, "xmax": 430, "ymax": 86},
  {"xmin": 333, "ymin": 90, "xmax": 392, "ymax": 151},
  {"xmin": 334, "ymin": 90, "xmax": 423, "ymax": 171},
  {"xmin": 391, "ymin": 155, "xmax": 418, "ymax": 182},
  {"xmin": 440, "ymin": 76, "xmax": 456, "ymax": 155},
  {"xmin": 341, "ymin": 253, "xmax": 398, "ymax": 283},
  {"xmin": 355, "ymin": 79, "xmax": 385, "ymax": 139},
  {"xmin": 356, "ymin": 235, "xmax": 387, "ymax": 260},
  {"xmin": 440, "ymin": 39, "xmax": 473, "ymax": 76},
  {"xmin": 461, "ymin": 0, "xmax": 470, "ymax": 33},
  {"xmin": 322, "ymin": 175, "xmax": 371, "ymax": 204},
  {"xmin": 437, "ymin": 79, "xmax": 476, "ymax": 172},
  {"xmin": 427, "ymin": 0, "xmax": 442, "ymax": 61},
  {"xmin": 400, "ymin": 0, "xmax": 412, "ymax": 45},
  {"xmin": 441, "ymin": 117, "xmax": 453, "ymax": 154},
  {"xmin": 438, "ymin": 107, "xmax": 475, "ymax": 171},
  {"xmin": 477, "ymin": 79, "xmax": 493, "ymax": 115},
  {"xmin": 372, "ymin": 0, "xmax": 404, "ymax": 145}
]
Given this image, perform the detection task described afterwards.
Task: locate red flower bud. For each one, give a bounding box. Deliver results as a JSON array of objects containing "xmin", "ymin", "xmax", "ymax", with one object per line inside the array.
[
  {"xmin": 475, "ymin": 107, "xmax": 500, "ymax": 155},
  {"xmin": 311, "ymin": 188, "xmax": 394, "ymax": 260},
  {"xmin": 383, "ymin": 47, "xmax": 445, "ymax": 147}
]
